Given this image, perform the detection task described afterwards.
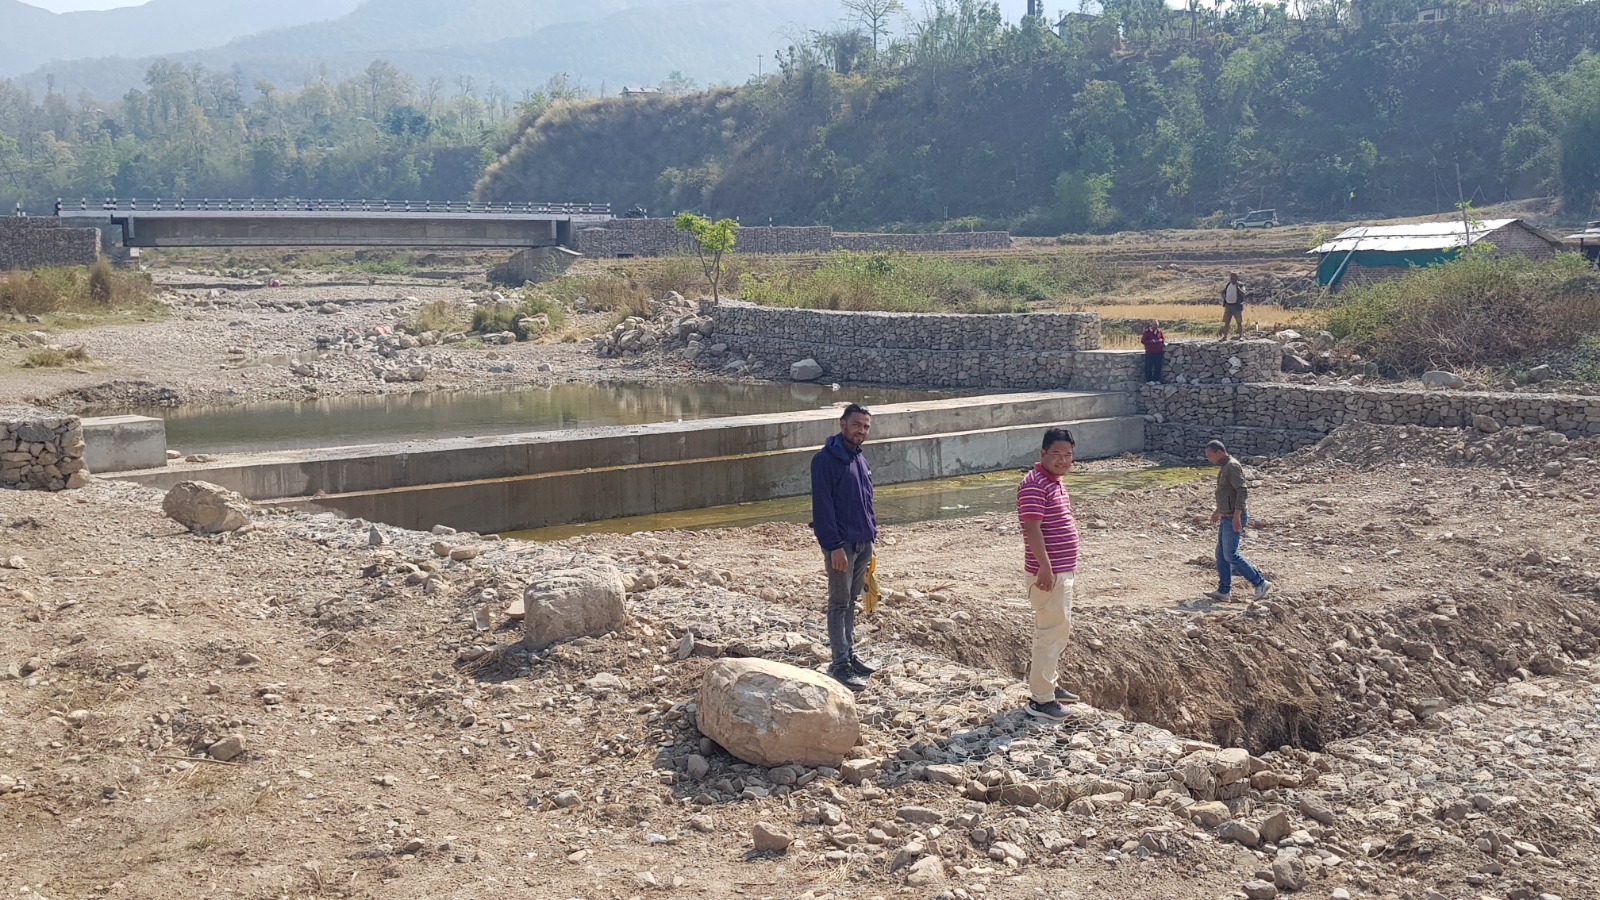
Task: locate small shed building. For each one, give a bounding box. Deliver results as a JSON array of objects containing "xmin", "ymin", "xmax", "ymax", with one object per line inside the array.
[
  {"xmin": 1564, "ymin": 221, "xmax": 1600, "ymax": 265},
  {"xmin": 1311, "ymin": 218, "xmax": 1564, "ymax": 290}
]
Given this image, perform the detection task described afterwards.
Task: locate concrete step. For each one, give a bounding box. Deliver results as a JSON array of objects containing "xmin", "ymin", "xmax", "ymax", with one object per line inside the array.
[
  {"xmin": 261, "ymin": 414, "xmax": 1147, "ymax": 534},
  {"xmin": 108, "ymin": 391, "xmax": 1137, "ymax": 501}
]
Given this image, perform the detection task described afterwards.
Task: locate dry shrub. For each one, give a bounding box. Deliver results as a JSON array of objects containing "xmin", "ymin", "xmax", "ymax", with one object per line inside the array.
[
  {"xmin": 0, "ymin": 270, "xmax": 64, "ymax": 315},
  {"xmin": 542, "ymin": 272, "xmax": 652, "ymax": 317},
  {"xmin": 22, "ymin": 345, "xmax": 90, "ymax": 368},
  {"xmin": 640, "ymin": 256, "xmax": 745, "ymax": 305},
  {"xmin": 0, "ymin": 262, "xmax": 150, "ymax": 315},
  {"xmin": 405, "ymin": 299, "xmax": 468, "ymax": 335},
  {"xmin": 1325, "ymin": 251, "xmax": 1600, "ymax": 372}
]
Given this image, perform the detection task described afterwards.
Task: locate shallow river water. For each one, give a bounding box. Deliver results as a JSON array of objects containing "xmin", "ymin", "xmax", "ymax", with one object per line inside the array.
[
  {"xmin": 108, "ymin": 381, "xmax": 959, "ymax": 455},
  {"xmin": 507, "ymin": 466, "xmax": 1207, "ymax": 541}
]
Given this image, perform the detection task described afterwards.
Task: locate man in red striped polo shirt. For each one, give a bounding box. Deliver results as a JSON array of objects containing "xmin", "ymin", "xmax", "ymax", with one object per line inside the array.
[{"xmin": 1016, "ymin": 427, "xmax": 1082, "ymax": 722}]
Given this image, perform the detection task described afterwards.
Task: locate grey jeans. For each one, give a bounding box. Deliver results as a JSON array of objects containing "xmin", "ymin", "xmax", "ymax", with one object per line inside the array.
[{"xmin": 824, "ymin": 541, "xmax": 873, "ymax": 668}]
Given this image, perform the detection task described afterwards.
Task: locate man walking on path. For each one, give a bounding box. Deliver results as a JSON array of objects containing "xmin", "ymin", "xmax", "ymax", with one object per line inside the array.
[
  {"xmin": 1140, "ymin": 319, "xmax": 1166, "ymax": 383},
  {"xmin": 1017, "ymin": 428, "xmax": 1082, "ymax": 722},
  {"xmin": 811, "ymin": 404, "xmax": 878, "ymax": 690},
  {"xmin": 1204, "ymin": 439, "xmax": 1271, "ymax": 602},
  {"xmin": 1220, "ymin": 273, "xmax": 1247, "ymax": 340}
]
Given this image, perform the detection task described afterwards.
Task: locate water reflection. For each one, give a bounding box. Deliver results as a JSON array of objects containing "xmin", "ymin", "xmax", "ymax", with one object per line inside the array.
[
  {"xmin": 508, "ymin": 466, "xmax": 1208, "ymax": 542},
  {"xmin": 108, "ymin": 381, "xmax": 961, "ymax": 455}
]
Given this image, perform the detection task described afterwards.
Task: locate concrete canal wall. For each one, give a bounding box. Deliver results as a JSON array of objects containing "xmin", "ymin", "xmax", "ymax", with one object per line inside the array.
[{"xmin": 105, "ymin": 391, "xmax": 1143, "ymax": 533}]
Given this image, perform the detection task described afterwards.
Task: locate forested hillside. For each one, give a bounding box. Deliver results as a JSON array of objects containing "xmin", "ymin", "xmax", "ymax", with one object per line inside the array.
[
  {"xmin": 477, "ymin": 0, "xmax": 1600, "ymax": 232},
  {"xmin": 0, "ymin": 60, "xmax": 566, "ymax": 209}
]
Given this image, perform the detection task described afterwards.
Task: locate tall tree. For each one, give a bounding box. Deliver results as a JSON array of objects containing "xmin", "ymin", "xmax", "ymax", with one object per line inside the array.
[{"xmin": 841, "ymin": 0, "xmax": 906, "ymax": 57}]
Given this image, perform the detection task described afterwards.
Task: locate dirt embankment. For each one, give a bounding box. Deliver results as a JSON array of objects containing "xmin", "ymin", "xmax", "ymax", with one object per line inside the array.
[
  {"xmin": 6, "ymin": 423, "xmax": 1600, "ymax": 899},
  {"xmin": 7, "ymin": 253, "xmax": 1600, "ymax": 899}
]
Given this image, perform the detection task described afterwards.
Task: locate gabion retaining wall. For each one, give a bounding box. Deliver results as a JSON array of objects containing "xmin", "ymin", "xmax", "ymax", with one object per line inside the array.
[
  {"xmin": 709, "ymin": 304, "xmax": 1283, "ymax": 391},
  {"xmin": 0, "ymin": 219, "xmax": 101, "ymax": 270},
  {"xmin": 2, "ymin": 415, "xmax": 89, "ymax": 491},
  {"xmin": 713, "ymin": 302, "xmax": 1102, "ymax": 389},
  {"xmin": 1142, "ymin": 383, "xmax": 1600, "ymax": 457},
  {"xmin": 1146, "ymin": 384, "xmax": 1600, "ymax": 435},
  {"xmin": 572, "ymin": 218, "xmax": 1012, "ymax": 258}
]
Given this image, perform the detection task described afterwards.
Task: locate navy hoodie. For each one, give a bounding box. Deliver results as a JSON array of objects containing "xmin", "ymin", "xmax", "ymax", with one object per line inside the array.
[{"xmin": 810, "ymin": 433, "xmax": 877, "ymax": 552}]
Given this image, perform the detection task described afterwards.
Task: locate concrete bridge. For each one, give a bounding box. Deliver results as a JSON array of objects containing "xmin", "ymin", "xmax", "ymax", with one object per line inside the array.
[{"xmin": 60, "ymin": 198, "xmax": 612, "ymax": 250}]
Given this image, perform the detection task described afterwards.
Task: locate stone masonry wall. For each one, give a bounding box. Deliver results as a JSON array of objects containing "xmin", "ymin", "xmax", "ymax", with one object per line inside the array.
[
  {"xmin": 713, "ymin": 302, "xmax": 1099, "ymax": 389},
  {"xmin": 1143, "ymin": 382, "xmax": 1600, "ymax": 458},
  {"xmin": 572, "ymin": 218, "xmax": 1012, "ymax": 258},
  {"xmin": 709, "ymin": 304, "xmax": 1282, "ymax": 391},
  {"xmin": 2, "ymin": 415, "xmax": 89, "ymax": 491},
  {"xmin": 0, "ymin": 219, "xmax": 102, "ymax": 270}
]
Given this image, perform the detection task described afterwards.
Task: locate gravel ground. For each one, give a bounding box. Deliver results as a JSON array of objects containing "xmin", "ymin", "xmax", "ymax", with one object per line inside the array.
[
  {"xmin": 6, "ymin": 264, "xmax": 1600, "ymax": 900},
  {"xmin": 0, "ymin": 270, "xmax": 708, "ymax": 412}
]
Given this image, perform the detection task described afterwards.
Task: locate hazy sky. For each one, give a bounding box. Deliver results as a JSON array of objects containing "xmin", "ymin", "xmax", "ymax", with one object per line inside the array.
[
  {"xmin": 21, "ymin": 0, "xmax": 1042, "ymax": 18},
  {"xmin": 23, "ymin": 0, "xmax": 147, "ymax": 10},
  {"xmin": 25, "ymin": 0, "xmax": 1043, "ymax": 15}
]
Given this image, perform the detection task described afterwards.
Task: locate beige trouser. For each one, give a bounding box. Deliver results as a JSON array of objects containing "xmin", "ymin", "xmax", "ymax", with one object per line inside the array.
[{"xmin": 1026, "ymin": 571, "xmax": 1075, "ymax": 704}]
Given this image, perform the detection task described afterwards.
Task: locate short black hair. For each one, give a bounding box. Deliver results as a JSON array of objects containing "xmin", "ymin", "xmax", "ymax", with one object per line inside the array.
[
  {"xmin": 1042, "ymin": 427, "xmax": 1075, "ymax": 450},
  {"xmin": 841, "ymin": 403, "xmax": 871, "ymax": 421},
  {"xmin": 1205, "ymin": 439, "xmax": 1227, "ymax": 454}
]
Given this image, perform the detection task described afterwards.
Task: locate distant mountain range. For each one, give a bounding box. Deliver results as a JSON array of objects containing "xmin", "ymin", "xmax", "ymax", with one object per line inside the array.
[{"xmin": 1, "ymin": 0, "xmax": 844, "ymax": 98}]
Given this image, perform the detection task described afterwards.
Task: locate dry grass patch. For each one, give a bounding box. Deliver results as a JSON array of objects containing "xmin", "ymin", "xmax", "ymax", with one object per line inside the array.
[{"xmin": 21, "ymin": 345, "xmax": 90, "ymax": 368}]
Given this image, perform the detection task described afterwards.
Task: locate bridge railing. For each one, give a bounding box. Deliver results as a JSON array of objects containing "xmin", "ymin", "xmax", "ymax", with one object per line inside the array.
[{"xmin": 48, "ymin": 198, "xmax": 612, "ymax": 216}]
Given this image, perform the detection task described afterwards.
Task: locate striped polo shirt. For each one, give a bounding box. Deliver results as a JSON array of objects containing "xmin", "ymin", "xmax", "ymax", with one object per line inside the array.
[{"xmin": 1017, "ymin": 463, "xmax": 1079, "ymax": 575}]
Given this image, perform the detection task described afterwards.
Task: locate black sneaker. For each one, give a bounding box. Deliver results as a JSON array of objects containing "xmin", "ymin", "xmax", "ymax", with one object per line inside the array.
[
  {"xmin": 827, "ymin": 666, "xmax": 868, "ymax": 691},
  {"xmin": 1054, "ymin": 687, "xmax": 1080, "ymax": 703},
  {"xmin": 848, "ymin": 656, "xmax": 877, "ymax": 677},
  {"xmin": 1025, "ymin": 699, "xmax": 1068, "ymax": 722}
]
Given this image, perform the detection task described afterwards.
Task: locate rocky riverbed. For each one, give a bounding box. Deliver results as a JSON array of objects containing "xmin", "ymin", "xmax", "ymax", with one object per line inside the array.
[
  {"xmin": 6, "ymin": 264, "xmax": 1600, "ymax": 900},
  {"xmin": 3, "ymin": 420, "xmax": 1600, "ymax": 899}
]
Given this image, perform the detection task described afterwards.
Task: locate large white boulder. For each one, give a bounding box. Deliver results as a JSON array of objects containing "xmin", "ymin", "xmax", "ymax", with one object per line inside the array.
[
  {"xmin": 522, "ymin": 567, "xmax": 627, "ymax": 651},
  {"xmin": 162, "ymin": 481, "xmax": 252, "ymax": 533},
  {"xmin": 1420, "ymin": 370, "xmax": 1465, "ymax": 390},
  {"xmin": 790, "ymin": 358, "xmax": 824, "ymax": 381},
  {"xmin": 696, "ymin": 658, "xmax": 860, "ymax": 767}
]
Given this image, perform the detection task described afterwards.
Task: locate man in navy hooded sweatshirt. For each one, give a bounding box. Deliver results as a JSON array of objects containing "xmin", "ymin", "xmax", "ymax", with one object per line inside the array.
[{"xmin": 811, "ymin": 403, "xmax": 877, "ymax": 690}]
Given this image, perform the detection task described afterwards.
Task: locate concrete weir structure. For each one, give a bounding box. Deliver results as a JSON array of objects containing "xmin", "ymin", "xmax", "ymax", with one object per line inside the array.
[{"xmin": 105, "ymin": 391, "xmax": 1142, "ymax": 534}]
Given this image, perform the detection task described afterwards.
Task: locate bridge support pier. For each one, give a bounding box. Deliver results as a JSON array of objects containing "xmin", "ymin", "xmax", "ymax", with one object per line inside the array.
[{"xmin": 489, "ymin": 246, "xmax": 582, "ymax": 286}]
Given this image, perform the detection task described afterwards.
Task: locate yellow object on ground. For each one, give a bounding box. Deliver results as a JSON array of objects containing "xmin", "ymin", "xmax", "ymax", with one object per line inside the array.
[{"xmin": 862, "ymin": 555, "xmax": 880, "ymax": 615}]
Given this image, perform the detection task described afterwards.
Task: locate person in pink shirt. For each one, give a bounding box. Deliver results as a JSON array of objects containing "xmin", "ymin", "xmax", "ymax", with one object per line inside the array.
[{"xmin": 1016, "ymin": 428, "xmax": 1082, "ymax": 722}]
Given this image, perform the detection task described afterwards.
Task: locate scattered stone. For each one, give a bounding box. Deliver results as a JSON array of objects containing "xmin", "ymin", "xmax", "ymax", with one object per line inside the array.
[
  {"xmin": 790, "ymin": 358, "xmax": 823, "ymax": 381},
  {"xmin": 522, "ymin": 567, "xmax": 627, "ymax": 651},
  {"xmin": 1272, "ymin": 855, "xmax": 1308, "ymax": 892},
  {"xmin": 162, "ymin": 481, "xmax": 253, "ymax": 533},
  {"xmin": 905, "ymin": 856, "xmax": 946, "ymax": 887},
  {"xmin": 1218, "ymin": 820, "xmax": 1261, "ymax": 847},
  {"xmin": 1259, "ymin": 810, "xmax": 1292, "ymax": 844},
  {"xmin": 1242, "ymin": 880, "xmax": 1278, "ymax": 900},
  {"xmin": 1420, "ymin": 370, "xmax": 1465, "ymax": 390},
  {"xmin": 1187, "ymin": 801, "xmax": 1231, "ymax": 828},
  {"xmin": 1297, "ymin": 796, "xmax": 1336, "ymax": 826},
  {"xmin": 685, "ymin": 754, "xmax": 710, "ymax": 780},
  {"xmin": 751, "ymin": 822, "xmax": 794, "ymax": 854},
  {"xmin": 207, "ymin": 736, "xmax": 244, "ymax": 762},
  {"xmin": 841, "ymin": 758, "xmax": 882, "ymax": 785},
  {"xmin": 695, "ymin": 658, "xmax": 860, "ymax": 767}
]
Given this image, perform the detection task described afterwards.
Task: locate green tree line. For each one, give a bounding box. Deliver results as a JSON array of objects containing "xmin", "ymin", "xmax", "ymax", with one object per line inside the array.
[
  {"xmin": 477, "ymin": 0, "xmax": 1600, "ymax": 232},
  {"xmin": 0, "ymin": 60, "xmax": 593, "ymax": 211}
]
